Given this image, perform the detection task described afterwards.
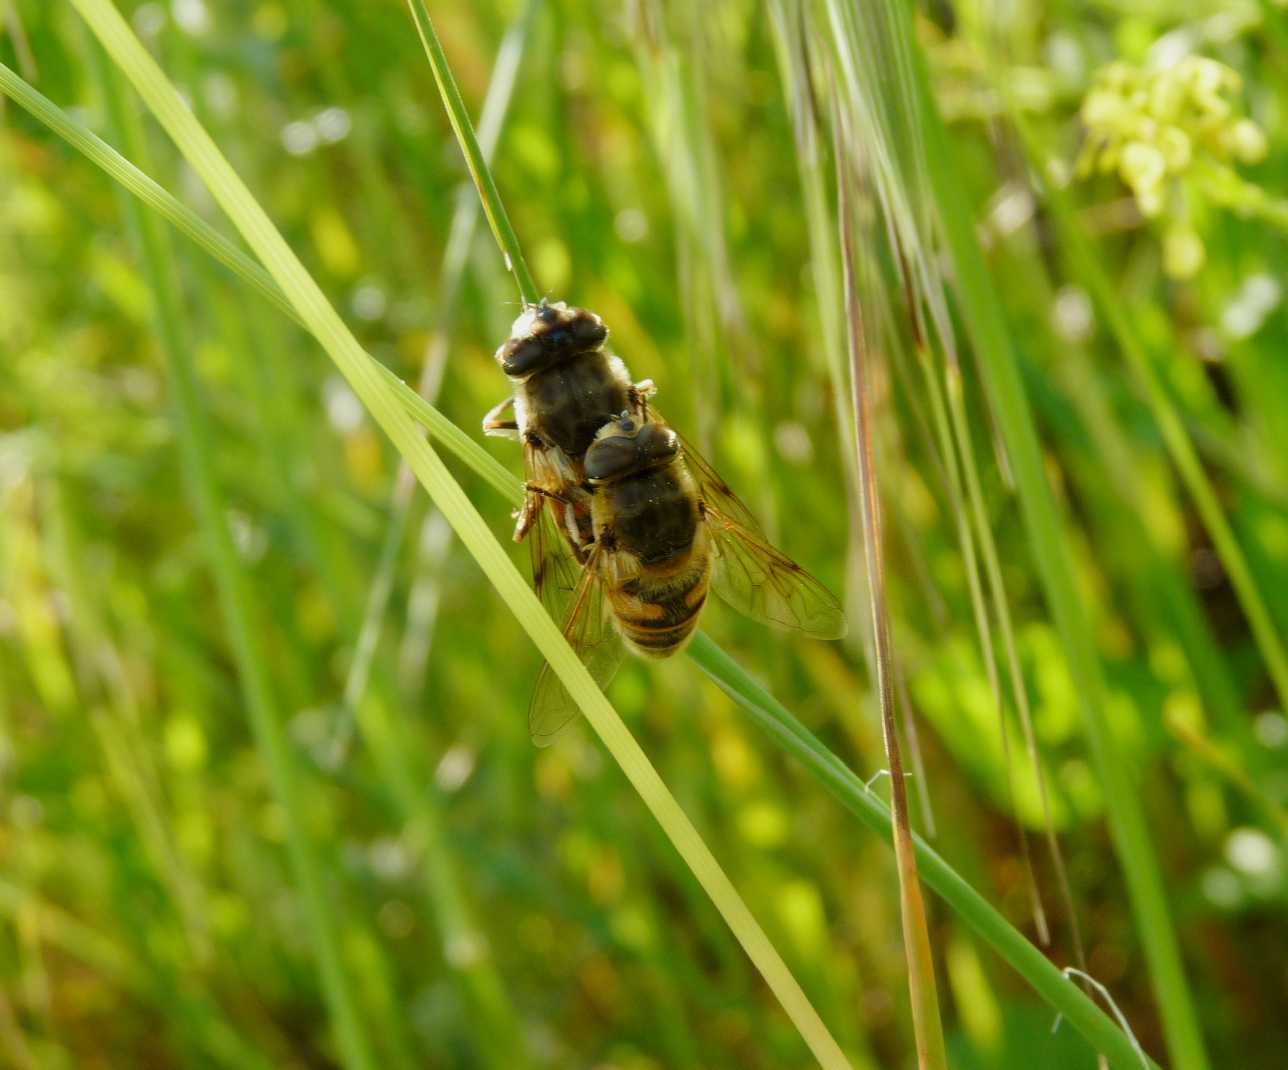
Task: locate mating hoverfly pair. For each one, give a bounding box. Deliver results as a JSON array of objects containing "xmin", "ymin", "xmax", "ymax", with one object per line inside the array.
[{"xmin": 483, "ymin": 301, "xmax": 846, "ymax": 745}]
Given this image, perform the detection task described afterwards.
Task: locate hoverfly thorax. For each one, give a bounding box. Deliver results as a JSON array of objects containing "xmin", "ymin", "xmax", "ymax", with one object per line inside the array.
[{"xmin": 494, "ymin": 301, "xmax": 609, "ymax": 379}]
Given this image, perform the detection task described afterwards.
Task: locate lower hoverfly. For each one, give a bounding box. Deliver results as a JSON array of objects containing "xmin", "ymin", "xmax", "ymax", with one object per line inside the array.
[
  {"xmin": 529, "ymin": 409, "xmax": 847, "ymax": 744},
  {"xmin": 482, "ymin": 300, "xmax": 654, "ymax": 615}
]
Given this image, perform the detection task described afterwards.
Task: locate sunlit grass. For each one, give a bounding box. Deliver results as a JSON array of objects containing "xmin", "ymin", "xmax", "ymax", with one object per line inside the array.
[{"xmin": 3, "ymin": 2, "xmax": 1286, "ymax": 1068}]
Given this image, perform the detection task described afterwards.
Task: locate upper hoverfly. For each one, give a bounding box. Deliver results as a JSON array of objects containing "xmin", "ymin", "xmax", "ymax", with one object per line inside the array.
[
  {"xmin": 528, "ymin": 407, "xmax": 847, "ymax": 745},
  {"xmin": 483, "ymin": 300, "xmax": 655, "ymax": 614}
]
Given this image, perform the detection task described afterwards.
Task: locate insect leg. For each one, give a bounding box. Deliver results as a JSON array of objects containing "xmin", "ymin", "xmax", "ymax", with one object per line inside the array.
[
  {"xmin": 629, "ymin": 378, "xmax": 657, "ymax": 418},
  {"xmin": 513, "ymin": 493, "xmax": 542, "ymax": 543},
  {"xmin": 513, "ymin": 477, "xmax": 570, "ymax": 542},
  {"xmin": 482, "ymin": 395, "xmax": 519, "ymax": 438}
]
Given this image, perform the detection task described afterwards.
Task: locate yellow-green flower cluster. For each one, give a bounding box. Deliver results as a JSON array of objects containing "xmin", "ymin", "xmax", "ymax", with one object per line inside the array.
[
  {"xmin": 1080, "ymin": 57, "xmax": 1266, "ymax": 215},
  {"xmin": 1077, "ymin": 56, "xmax": 1267, "ymax": 278}
]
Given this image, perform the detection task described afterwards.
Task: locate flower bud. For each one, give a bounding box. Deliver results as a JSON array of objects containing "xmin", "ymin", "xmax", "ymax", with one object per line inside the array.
[
  {"xmin": 1121, "ymin": 141, "xmax": 1166, "ymax": 192},
  {"xmin": 1227, "ymin": 119, "xmax": 1267, "ymax": 164}
]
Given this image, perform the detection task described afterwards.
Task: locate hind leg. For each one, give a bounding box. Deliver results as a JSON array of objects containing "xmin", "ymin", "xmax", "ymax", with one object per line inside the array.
[{"xmin": 513, "ymin": 483, "xmax": 568, "ymax": 543}]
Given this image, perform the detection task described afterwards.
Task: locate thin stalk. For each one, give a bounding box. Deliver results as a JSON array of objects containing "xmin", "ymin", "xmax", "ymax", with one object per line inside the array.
[
  {"xmin": 836, "ymin": 134, "xmax": 947, "ymax": 1070},
  {"xmin": 916, "ymin": 336, "xmax": 1048, "ymax": 942},
  {"xmin": 687, "ymin": 634, "xmax": 1161, "ymax": 1070},
  {"xmin": 893, "ymin": 220, "xmax": 1047, "ymax": 931},
  {"xmin": 3, "ymin": 59, "xmax": 1161, "ymax": 1066},
  {"xmin": 404, "ymin": 0, "xmax": 538, "ymax": 305},
  {"xmin": 69, "ymin": 3, "xmax": 849, "ymax": 1065},
  {"xmin": 895, "ymin": 10, "xmax": 1210, "ymax": 1068},
  {"xmin": 83, "ymin": 47, "xmax": 380, "ymax": 1070},
  {"xmin": 941, "ymin": 360, "xmax": 1086, "ymax": 970}
]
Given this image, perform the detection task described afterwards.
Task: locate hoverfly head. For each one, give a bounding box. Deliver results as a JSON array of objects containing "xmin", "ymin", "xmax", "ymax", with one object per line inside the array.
[
  {"xmin": 495, "ymin": 302, "xmax": 608, "ymax": 378},
  {"xmin": 585, "ymin": 417, "xmax": 678, "ymax": 484}
]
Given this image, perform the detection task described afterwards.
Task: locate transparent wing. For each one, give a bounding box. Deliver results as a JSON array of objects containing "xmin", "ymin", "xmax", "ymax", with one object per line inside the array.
[
  {"xmin": 528, "ymin": 497, "xmax": 581, "ymax": 626},
  {"xmin": 704, "ymin": 505, "xmax": 848, "ymax": 639},
  {"xmin": 666, "ymin": 423, "xmax": 765, "ymax": 537},
  {"xmin": 651, "ymin": 412, "xmax": 844, "ymax": 638},
  {"xmin": 529, "ymin": 547, "xmax": 625, "ymax": 746}
]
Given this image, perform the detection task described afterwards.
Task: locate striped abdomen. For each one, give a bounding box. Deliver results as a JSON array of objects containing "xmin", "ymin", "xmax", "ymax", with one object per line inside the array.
[
  {"xmin": 595, "ymin": 461, "xmax": 711, "ymax": 658},
  {"xmin": 610, "ymin": 554, "xmax": 711, "ymax": 657}
]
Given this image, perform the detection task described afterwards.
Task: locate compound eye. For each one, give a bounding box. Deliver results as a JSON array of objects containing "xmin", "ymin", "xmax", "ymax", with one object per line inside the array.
[
  {"xmin": 585, "ymin": 436, "xmax": 639, "ymax": 482},
  {"xmin": 617, "ymin": 412, "xmax": 637, "ymax": 434},
  {"xmin": 571, "ymin": 313, "xmax": 608, "ymax": 346},
  {"xmin": 636, "ymin": 424, "xmax": 679, "ymax": 465},
  {"xmin": 497, "ymin": 337, "xmax": 545, "ymax": 376}
]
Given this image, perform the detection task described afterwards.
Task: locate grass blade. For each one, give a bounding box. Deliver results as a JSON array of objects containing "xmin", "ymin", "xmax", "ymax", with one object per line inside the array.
[
  {"xmin": 78, "ymin": 41, "xmax": 381, "ymax": 1070},
  {"xmin": 892, "ymin": 11, "xmax": 1211, "ymax": 1070},
  {"xmin": 3, "ymin": 55, "xmax": 1162, "ymax": 1068},
  {"xmin": 69, "ymin": 2, "xmax": 850, "ymax": 1064},
  {"xmin": 403, "ymin": 0, "xmax": 538, "ymax": 304},
  {"xmin": 836, "ymin": 127, "xmax": 948, "ymax": 1069}
]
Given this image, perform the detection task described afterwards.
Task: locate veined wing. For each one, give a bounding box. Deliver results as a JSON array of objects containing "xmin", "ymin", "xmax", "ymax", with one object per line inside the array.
[
  {"xmin": 704, "ymin": 505, "xmax": 847, "ymax": 639},
  {"xmin": 666, "ymin": 423, "xmax": 765, "ymax": 537},
  {"xmin": 528, "ymin": 497, "xmax": 581, "ymax": 626},
  {"xmin": 651, "ymin": 411, "xmax": 844, "ymax": 637},
  {"xmin": 529, "ymin": 546, "xmax": 625, "ymax": 746}
]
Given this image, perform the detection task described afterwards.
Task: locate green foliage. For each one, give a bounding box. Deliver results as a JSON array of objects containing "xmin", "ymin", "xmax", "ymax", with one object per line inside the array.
[{"xmin": 1, "ymin": 1, "xmax": 1286, "ymax": 1068}]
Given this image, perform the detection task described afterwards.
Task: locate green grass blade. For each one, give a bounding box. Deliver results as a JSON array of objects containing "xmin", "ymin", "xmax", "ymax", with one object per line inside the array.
[
  {"xmin": 687, "ymin": 634, "xmax": 1159, "ymax": 1070},
  {"xmin": 892, "ymin": 12, "xmax": 1210, "ymax": 1070},
  {"xmin": 68, "ymin": 2, "xmax": 849, "ymax": 1065},
  {"xmin": 77, "ymin": 42, "xmax": 380, "ymax": 1070},
  {"xmin": 837, "ymin": 136, "xmax": 948, "ymax": 1070},
  {"xmin": 404, "ymin": 0, "xmax": 538, "ymax": 305},
  {"xmin": 4, "ymin": 54, "xmax": 1163, "ymax": 1067}
]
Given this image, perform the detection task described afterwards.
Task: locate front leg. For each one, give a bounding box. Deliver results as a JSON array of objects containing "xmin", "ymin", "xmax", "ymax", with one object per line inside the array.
[
  {"xmin": 629, "ymin": 378, "xmax": 657, "ymax": 419},
  {"xmin": 482, "ymin": 395, "xmax": 519, "ymax": 439}
]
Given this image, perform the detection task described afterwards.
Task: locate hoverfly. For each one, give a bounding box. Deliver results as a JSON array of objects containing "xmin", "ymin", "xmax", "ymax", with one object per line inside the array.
[
  {"xmin": 482, "ymin": 300, "xmax": 654, "ymax": 615},
  {"xmin": 528, "ymin": 409, "xmax": 847, "ymax": 745}
]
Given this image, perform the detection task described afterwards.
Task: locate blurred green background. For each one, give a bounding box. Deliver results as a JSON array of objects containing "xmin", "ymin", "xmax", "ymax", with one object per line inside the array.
[{"xmin": 2, "ymin": 1, "xmax": 1287, "ymax": 1067}]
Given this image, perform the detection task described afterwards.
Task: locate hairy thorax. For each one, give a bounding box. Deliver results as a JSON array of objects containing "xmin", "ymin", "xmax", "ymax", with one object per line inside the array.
[
  {"xmin": 597, "ymin": 468, "xmax": 700, "ymax": 566},
  {"xmin": 520, "ymin": 351, "xmax": 632, "ymax": 461}
]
